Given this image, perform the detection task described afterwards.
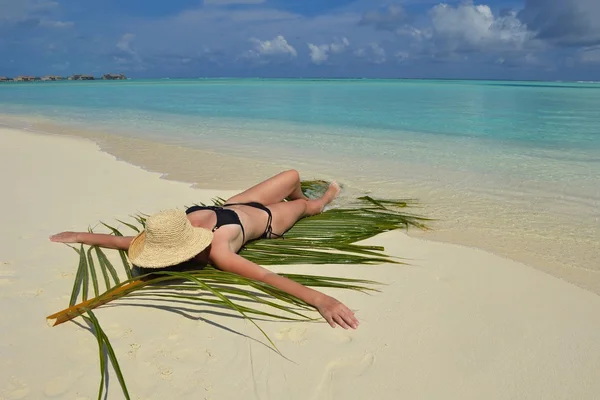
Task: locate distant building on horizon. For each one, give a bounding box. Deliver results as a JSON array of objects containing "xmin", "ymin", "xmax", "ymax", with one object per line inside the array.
[
  {"xmin": 102, "ymin": 73, "xmax": 127, "ymax": 80},
  {"xmin": 0, "ymin": 73, "xmax": 128, "ymax": 82},
  {"xmin": 41, "ymin": 75, "xmax": 64, "ymax": 81},
  {"xmin": 68, "ymin": 74, "xmax": 95, "ymax": 81},
  {"xmin": 15, "ymin": 76, "xmax": 37, "ymax": 82}
]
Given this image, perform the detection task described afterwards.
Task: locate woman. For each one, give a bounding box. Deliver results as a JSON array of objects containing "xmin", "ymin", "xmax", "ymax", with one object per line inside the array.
[{"xmin": 50, "ymin": 170, "xmax": 359, "ymax": 330}]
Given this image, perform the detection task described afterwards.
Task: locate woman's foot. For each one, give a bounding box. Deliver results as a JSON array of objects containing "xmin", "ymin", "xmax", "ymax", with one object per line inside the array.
[{"xmin": 318, "ymin": 181, "xmax": 341, "ymax": 212}]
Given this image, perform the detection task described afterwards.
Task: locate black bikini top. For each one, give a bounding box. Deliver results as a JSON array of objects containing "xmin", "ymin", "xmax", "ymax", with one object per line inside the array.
[
  {"xmin": 185, "ymin": 205, "xmax": 246, "ymax": 242},
  {"xmin": 185, "ymin": 201, "xmax": 281, "ymax": 245}
]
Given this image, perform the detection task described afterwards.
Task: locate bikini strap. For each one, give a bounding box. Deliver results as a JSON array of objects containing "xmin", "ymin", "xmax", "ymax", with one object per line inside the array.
[
  {"xmin": 257, "ymin": 205, "xmax": 284, "ymax": 239},
  {"xmin": 186, "ymin": 204, "xmax": 222, "ymax": 214}
]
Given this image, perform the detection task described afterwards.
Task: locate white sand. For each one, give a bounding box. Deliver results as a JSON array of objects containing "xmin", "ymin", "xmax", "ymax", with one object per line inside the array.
[{"xmin": 1, "ymin": 127, "xmax": 599, "ymax": 399}]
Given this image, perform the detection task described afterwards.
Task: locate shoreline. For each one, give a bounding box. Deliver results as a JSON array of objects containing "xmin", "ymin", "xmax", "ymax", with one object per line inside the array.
[
  {"xmin": 2, "ymin": 126, "xmax": 600, "ymax": 399},
  {"xmin": 2, "ymin": 113, "xmax": 598, "ymax": 295}
]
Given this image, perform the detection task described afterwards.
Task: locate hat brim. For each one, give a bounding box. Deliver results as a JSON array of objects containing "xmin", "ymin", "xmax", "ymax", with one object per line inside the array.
[{"xmin": 128, "ymin": 227, "xmax": 213, "ymax": 269}]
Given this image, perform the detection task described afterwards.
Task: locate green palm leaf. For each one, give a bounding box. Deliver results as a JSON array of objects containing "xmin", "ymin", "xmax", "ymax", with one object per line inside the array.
[{"xmin": 50, "ymin": 180, "xmax": 428, "ymax": 399}]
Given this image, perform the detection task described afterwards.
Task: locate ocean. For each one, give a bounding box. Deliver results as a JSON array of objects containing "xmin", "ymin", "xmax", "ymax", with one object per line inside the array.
[{"xmin": 1, "ymin": 79, "xmax": 599, "ymax": 290}]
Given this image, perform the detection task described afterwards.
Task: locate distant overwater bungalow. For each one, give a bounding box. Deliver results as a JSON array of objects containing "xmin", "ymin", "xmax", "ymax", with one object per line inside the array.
[{"xmin": 0, "ymin": 73, "xmax": 127, "ymax": 83}]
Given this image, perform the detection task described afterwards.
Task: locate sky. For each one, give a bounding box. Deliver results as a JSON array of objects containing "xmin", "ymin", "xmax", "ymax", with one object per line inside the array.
[{"xmin": 1, "ymin": 0, "xmax": 599, "ymax": 80}]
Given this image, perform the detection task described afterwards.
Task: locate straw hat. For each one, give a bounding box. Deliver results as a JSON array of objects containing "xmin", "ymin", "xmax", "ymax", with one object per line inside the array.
[{"xmin": 128, "ymin": 209, "xmax": 214, "ymax": 269}]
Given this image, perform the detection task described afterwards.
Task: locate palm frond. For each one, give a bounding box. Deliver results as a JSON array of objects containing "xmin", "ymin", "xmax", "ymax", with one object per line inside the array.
[
  {"xmin": 49, "ymin": 180, "xmax": 428, "ymax": 398},
  {"xmin": 84, "ymin": 311, "xmax": 131, "ymax": 400},
  {"xmin": 86, "ymin": 247, "xmax": 100, "ymax": 297},
  {"xmin": 69, "ymin": 245, "xmax": 87, "ymax": 306},
  {"xmin": 100, "ymin": 222, "xmax": 133, "ymax": 280}
]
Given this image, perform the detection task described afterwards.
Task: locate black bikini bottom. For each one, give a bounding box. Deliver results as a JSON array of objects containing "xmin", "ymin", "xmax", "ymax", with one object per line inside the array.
[{"xmin": 224, "ymin": 201, "xmax": 282, "ymax": 239}]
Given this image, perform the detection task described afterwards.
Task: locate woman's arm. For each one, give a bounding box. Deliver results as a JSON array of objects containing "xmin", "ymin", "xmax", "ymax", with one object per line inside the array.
[
  {"xmin": 49, "ymin": 231, "xmax": 134, "ymax": 250},
  {"xmin": 210, "ymin": 248, "xmax": 359, "ymax": 329}
]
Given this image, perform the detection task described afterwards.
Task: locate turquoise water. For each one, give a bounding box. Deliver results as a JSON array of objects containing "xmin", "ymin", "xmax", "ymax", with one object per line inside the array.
[
  {"xmin": 1, "ymin": 79, "xmax": 599, "ymax": 203},
  {"xmin": 1, "ymin": 79, "xmax": 600, "ymax": 149}
]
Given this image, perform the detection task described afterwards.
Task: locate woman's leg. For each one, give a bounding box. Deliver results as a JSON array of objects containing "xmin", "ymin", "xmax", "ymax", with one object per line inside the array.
[
  {"xmin": 266, "ymin": 182, "xmax": 340, "ymax": 236},
  {"xmin": 226, "ymin": 169, "xmax": 308, "ymax": 206}
]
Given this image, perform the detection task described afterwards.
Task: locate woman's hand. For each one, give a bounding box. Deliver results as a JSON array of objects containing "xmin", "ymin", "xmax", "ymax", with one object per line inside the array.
[
  {"xmin": 49, "ymin": 231, "xmax": 80, "ymax": 243},
  {"xmin": 314, "ymin": 295, "xmax": 359, "ymax": 329}
]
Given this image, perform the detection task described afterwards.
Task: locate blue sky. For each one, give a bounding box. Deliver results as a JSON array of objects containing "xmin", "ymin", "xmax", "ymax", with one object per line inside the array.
[{"xmin": 1, "ymin": 0, "xmax": 599, "ymax": 80}]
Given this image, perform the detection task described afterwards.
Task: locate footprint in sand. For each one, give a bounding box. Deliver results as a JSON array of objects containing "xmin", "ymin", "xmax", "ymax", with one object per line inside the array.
[
  {"xmin": 204, "ymin": 348, "xmax": 217, "ymax": 362},
  {"xmin": 275, "ymin": 327, "xmax": 308, "ymax": 344},
  {"xmin": 158, "ymin": 366, "xmax": 173, "ymax": 380},
  {"xmin": 127, "ymin": 343, "xmax": 141, "ymax": 360},
  {"xmin": 313, "ymin": 353, "xmax": 376, "ymax": 400},
  {"xmin": 3, "ymin": 377, "xmax": 30, "ymax": 399},
  {"xmin": 327, "ymin": 331, "xmax": 353, "ymax": 344}
]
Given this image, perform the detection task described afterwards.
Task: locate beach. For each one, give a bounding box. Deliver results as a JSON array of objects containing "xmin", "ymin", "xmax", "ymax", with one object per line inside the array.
[{"xmin": 1, "ymin": 126, "xmax": 600, "ymax": 399}]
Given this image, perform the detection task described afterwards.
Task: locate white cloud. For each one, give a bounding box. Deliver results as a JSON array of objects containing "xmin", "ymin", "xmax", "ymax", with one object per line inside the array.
[
  {"xmin": 204, "ymin": 0, "xmax": 265, "ymax": 5},
  {"xmin": 115, "ymin": 33, "xmax": 143, "ymax": 66},
  {"xmin": 354, "ymin": 43, "xmax": 386, "ymax": 64},
  {"xmin": 371, "ymin": 44, "xmax": 386, "ymax": 63},
  {"xmin": 246, "ymin": 35, "xmax": 297, "ymax": 58},
  {"xmin": 429, "ymin": 4, "xmax": 532, "ymax": 52},
  {"xmin": 117, "ymin": 33, "xmax": 136, "ymax": 54},
  {"xmin": 330, "ymin": 37, "xmax": 350, "ymax": 54},
  {"xmin": 9, "ymin": 0, "xmax": 590, "ymax": 78},
  {"xmin": 307, "ymin": 44, "xmax": 330, "ymax": 64},
  {"xmin": 307, "ymin": 37, "xmax": 350, "ymax": 64}
]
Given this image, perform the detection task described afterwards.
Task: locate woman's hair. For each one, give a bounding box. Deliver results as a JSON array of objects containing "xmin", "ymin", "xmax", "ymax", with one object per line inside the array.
[{"xmin": 132, "ymin": 260, "xmax": 206, "ymax": 280}]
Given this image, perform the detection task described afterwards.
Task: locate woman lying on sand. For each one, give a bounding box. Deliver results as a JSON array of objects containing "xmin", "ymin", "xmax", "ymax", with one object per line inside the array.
[{"xmin": 50, "ymin": 170, "xmax": 358, "ymax": 330}]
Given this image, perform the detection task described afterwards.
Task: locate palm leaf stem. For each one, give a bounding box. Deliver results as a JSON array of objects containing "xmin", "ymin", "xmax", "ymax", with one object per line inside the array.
[{"xmin": 48, "ymin": 279, "xmax": 147, "ymax": 326}]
